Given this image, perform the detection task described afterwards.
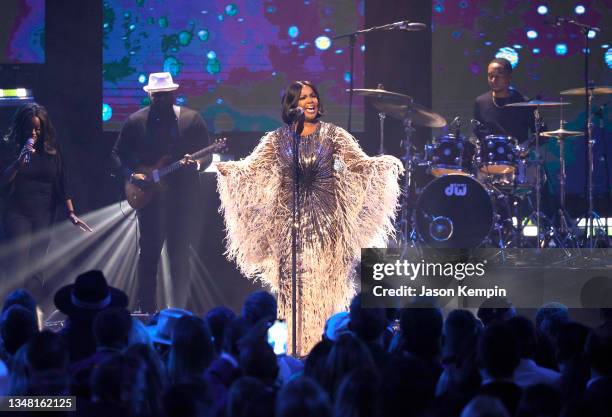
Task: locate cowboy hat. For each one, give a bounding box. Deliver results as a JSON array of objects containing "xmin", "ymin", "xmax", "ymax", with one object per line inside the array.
[
  {"xmin": 143, "ymin": 72, "xmax": 179, "ymax": 93},
  {"xmin": 54, "ymin": 270, "xmax": 128, "ymax": 318},
  {"xmin": 146, "ymin": 308, "xmax": 193, "ymax": 345}
]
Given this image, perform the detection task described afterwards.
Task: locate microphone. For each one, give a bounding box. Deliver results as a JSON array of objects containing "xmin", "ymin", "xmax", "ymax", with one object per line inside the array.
[
  {"xmin": 470, "ymin": 119, "xmax": 484, "ymax": 128},
  {"xmin": 451, "ymin": 116, "xmax": 462, "ymax": 127},
  {"xmin": 550, "ymin": 16, "xmax": 601, "ymax": 32},
  {"xmin": 388, "ymin": 21, "xmax": 427, "ymax": 31},
  {"xmin": 288, "ymin": 107, "xmax": 305, "ymax": 121},
  {"xmin": 22, "ymin": 138, "xmax": 35, "ymax": 164}
]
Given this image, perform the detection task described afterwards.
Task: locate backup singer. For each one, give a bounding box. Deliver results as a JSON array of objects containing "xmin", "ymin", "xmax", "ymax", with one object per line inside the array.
[
  {"xmin": 217, "ymin": 81, "xmax": 403, "ymax": 355},
  {"xmin": 112, "ymin": 72, "xmax": 210, "ymax": 313},
  {"xmin": 0, "ymin": 103, "xmax": 90, "ymax": 293}
]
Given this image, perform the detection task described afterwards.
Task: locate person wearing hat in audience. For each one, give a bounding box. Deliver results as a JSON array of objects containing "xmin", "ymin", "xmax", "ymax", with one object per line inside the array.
[
  {"xmin": 111, "ymin": 72, "xmax": 210, "ymax": 313},
  {"xmin": 54, "ymin": 270, "xmax": 128, "ymax": 362}
]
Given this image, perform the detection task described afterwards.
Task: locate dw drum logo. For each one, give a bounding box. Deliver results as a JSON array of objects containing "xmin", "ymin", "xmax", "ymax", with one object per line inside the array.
[{"xmin": 444, "ymin": 183, "xmax": 467, "ymax": 197}]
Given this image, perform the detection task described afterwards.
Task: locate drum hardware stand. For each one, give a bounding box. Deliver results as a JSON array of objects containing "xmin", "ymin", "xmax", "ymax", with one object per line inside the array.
[
  {"xmin": 584, "ymin": 88, "xmax": 606, "ymax": 248},
  {"xmin": 397, "ymin": 107, "xmax": 421, "ymax": 252},
  {"xmin": 580, "ymin": 28, "xmax": 604, "ymax": 249},
  {"xmin": 378, "ymin": 111, "xmax": 386, "ymax": 155},
  {"xmin": 554, "ymin": 124, "xmax": 580, "ymax": 248},
  {"xmin": 377, "ymin": 83, "xmax": 387, "ymax": 155},
  {"xmin": 531, "ymin": 106, "xmax": 545, "ymax": 249},
  {"xmin": 512, "ymin": 195, "xmax": 526, "ymax": 248},
  {"xmin": 492, "ymin": 213, "xmax": 507, "ymax": 262},
  {"xmin": 479, "ymin": 173, "xmax": 514, "ymax": 252}
]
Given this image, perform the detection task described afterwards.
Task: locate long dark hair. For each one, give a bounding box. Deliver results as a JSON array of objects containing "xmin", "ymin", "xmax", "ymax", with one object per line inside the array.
[
  {"xmin": 3, "ymin": 103, "xmax": 57, "ymax": 155},
  {"xmin": 167, "ymin": 316, "xmax": 215, "ymax": 383},
  {"xmin": 281, "ymin": 81, "xmax": 324, "ymax": 125}
]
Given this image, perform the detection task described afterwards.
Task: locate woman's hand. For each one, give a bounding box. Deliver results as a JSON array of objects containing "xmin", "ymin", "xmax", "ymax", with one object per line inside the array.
[
  {"xmin": 17, "ymin": 140, "xmax": 36, "ymax": 166},
  {"xmin": 69, "ymin": 212, "xmax": 93, "ymax": 233}
]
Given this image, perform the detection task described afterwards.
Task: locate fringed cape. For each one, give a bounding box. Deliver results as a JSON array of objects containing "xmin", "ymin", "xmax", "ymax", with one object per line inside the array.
[{"xmin": 217, "ymin": 122, "xmax": 403, "ymax": 355}]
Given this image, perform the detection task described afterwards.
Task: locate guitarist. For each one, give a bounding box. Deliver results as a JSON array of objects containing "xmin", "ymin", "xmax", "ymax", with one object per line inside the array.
[{"xmin": 111, "ymin": 72, "xmax": 210, "ymax": 313}]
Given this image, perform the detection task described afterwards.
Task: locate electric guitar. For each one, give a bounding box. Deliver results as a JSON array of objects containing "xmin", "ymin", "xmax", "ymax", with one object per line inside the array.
[{"xmin": 125, "ymin": 138, "xmax": 227, "ymax": 209}]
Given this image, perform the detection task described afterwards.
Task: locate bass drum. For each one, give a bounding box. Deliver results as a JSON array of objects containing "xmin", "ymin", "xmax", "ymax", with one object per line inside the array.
[{"xmin": 416, "ymin": 175, "xmax": 493, "ymax": 248}]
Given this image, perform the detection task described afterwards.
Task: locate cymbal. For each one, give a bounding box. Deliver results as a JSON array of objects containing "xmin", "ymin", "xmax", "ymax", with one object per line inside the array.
[
  {"xmin": 540, "ymin": 128, "xmax": 584, "ymax": 139},
  {"xmin": 505, "ymin": 100, "xmax": 571, "ymax": 107},
  {"xmin": 348, "ymin": 88, "xmax": 446, "ymax": 127},
  {"xmin": 371, "ymin": 101, "xmax": 447, "ymax": 127},
  {"xmin": 560, "ymin": 86, "xmax": 612, "ymax": 96},
  {"xmin": 350, "ymin": 88, "xmax": 413, "ymax": 103}
]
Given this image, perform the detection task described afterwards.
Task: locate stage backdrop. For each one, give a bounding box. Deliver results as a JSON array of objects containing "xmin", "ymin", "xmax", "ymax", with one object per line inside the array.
[
  {"xmin": 102, "ymin": 0, "xmax": 365, "ymax": 132},
  {"xmin": 0, "ymin": 0, "xmax": 44, "ymax": 64},
  {"xmin": 432, "ymin": 0, "xmax": 612, "ymax": 199}
]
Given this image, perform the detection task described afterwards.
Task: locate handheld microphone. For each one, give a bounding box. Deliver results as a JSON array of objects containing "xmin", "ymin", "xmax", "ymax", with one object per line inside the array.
[
  {"xmin": 400, "ymin": 22, "xmax": 427, "ymax": 31},
  {"xmin": 470, "ymin": 119, "xmax": 484, "ymax": 128},
  {"xmin": 551, "ymin": 16, "xmax": 601, "ymax": 32},
  {"xmin": 288, "ymin": 106, "xmax": 305, "ymax": 121},
  {"xmin": 389, "ymin": 21, "xmax": 427, "ymax": 31},
  {"xmin": 22, "ymin": 138, "xmax": 35, "ymax": 164}
]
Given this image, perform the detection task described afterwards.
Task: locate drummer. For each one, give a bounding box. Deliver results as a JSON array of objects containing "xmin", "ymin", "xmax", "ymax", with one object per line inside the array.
[{"xmin": 473, "ymin": 57, "xmax": 535, "ymax": 144}]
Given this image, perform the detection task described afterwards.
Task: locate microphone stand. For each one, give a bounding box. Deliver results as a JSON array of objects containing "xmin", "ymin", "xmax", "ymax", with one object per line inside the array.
[
  {"xmin": 332, "ymin": 20, "xmax": 426, "ymax": 132},
  {"xmin": 290, "ymin": 117, "xmax": 304, "ymax": 355}
]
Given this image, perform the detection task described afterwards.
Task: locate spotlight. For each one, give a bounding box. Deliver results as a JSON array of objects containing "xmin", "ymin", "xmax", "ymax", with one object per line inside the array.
[
  {"xmin": 574, "ymin": 4, "xmax": 585, "ymax": 15},
  {"xmin": 555, "ymin": 43, "xmax": 568, "ymax": 55},
  {"xmin": 315, "ymin": 36, "xmax": 331, "ymax": 51},
  {"xmin": 288, "ymin": 26, "xmax": 299, "ymax": 38},
  {"xmin": 102, "ymin": 103, "xmax": 113, "ymax": 122}
]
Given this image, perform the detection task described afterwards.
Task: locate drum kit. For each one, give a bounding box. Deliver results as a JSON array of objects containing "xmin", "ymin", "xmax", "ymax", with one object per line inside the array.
[{"xmin": 353, "ymin": 85, "xmax": 611, "ymax": 250}]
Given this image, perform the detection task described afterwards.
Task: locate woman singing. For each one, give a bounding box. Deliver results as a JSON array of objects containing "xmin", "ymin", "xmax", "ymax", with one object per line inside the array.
[
  {"xmin": 217, "ymin": 81, "xmax": 403, "ymax": 355},
  {"xmin": 0, "ymin": 103, "xmax": 90, "ymax": 293}
]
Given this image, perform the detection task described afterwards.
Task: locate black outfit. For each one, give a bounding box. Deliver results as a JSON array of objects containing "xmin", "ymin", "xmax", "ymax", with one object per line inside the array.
[
  {"xmin": 473, "ymin": 89, "xmax": 535, "ymax": 144},
  {"xmin": 0, "ymin": 142, "xmax": 70, "ymax": 290},
  {"xmin": 112, "ymin": 105, "xmax": 209, "ymax": 313}
]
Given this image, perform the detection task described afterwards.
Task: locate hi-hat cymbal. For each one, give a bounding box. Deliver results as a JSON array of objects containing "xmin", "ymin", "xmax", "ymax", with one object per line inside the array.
[
  {"xmin": 505, "ymin": 100, "xmax": 571, "ymax": 107},
  {"xmin": 371, "ymin": 101, "xmax": 447, "ymax": 127},
  {"xmin": 540, "ymin": 128, "xmax": 584, "ymax": 139},
  {"xmin": 560, "ymin": 86, "xmax": 612, "ymax": 96},
  {"xmin": 350, "ymin": 88, "xmax": 413, "ymax": 103}
]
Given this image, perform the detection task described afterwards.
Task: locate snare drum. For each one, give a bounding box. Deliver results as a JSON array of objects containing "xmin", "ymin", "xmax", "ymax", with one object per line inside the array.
[
  {"xmin": 477, "ymin": 135, "xmax": 519, "ymax": 175},
  {"xmin": 425, "ymin": 134, "xmax": 476, "ymax": 177}
]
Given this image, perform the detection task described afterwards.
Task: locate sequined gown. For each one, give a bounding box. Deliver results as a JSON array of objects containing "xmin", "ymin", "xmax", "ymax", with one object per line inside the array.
[{"xmin": 217, "ymin": 122, "xmax": 403, "ymax": 355}]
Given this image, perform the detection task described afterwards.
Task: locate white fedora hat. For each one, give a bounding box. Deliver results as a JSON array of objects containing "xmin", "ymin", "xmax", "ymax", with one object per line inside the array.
[{"xmin": 143, "ymin": 72, "xmax": 179, "ymax": 93}]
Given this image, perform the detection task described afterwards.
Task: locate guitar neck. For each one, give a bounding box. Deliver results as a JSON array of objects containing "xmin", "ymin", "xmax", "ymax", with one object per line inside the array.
[
  {"xmin": 154, "ymin": 141, "xmax": 223, "ymax": 180},
  {"xmin": 157, "ymin": 160, "xmax": 183, "ymax": 178},
  {"xmin": 191, "ymin": 146, "xmax": 215, "ymax": 161}
]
